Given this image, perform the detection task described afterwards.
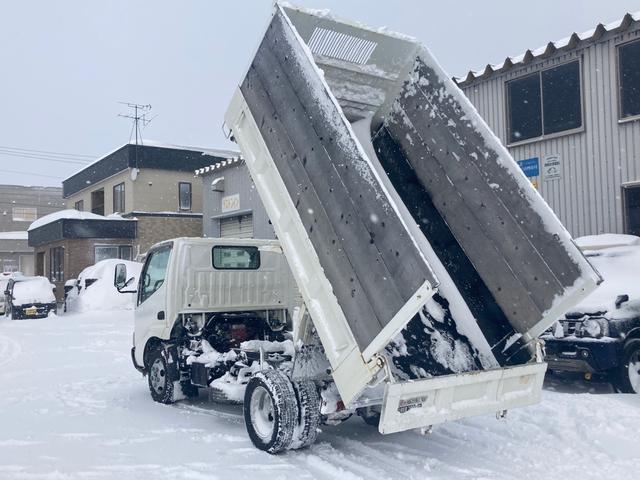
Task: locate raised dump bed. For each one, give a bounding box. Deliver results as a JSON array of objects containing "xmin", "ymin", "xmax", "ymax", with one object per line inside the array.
[{"xmin": 225, "ymin": 3, "xmax": 601, "ymax": 434}]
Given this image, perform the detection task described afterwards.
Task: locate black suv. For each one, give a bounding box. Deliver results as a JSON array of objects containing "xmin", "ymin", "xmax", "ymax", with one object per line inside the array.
[
  {"xmin": 4, "ymin": 276, "xmax": 57, "ymax": 320},
  {"xmin": 542, "ymin": 237, "xmax": 640, "ymax": 393}
]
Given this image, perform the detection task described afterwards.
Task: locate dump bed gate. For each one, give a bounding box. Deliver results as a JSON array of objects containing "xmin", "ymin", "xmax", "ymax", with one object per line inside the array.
[{"xmin": 225, "ymin": 4, "xmax": 601, "ymax": 404}]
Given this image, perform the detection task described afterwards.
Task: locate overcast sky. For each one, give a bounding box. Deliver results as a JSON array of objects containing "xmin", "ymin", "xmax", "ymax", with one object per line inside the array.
[{"xmin": 1, "ymin": 0, "xmax": 638, "ymax": 187}]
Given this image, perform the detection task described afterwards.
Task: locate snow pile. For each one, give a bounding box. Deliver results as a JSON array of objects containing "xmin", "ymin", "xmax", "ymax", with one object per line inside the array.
[
  {"xmin": 12, "ymin": 277, "xmax": 55, "ymax": 305},
  {"xmin": 28, "ymin": 209, "xmax": 123, "ymax": 231},
  {"xmin": 569, "ymin": 238, "xmax": 640, "ymax": 318},
  {"xmin": 66, "ymin": 259, "xmax": 142, "ymax": 313}
]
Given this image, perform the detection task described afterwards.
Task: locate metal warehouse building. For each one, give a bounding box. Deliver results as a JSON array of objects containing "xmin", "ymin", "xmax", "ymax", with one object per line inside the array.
[{"xmin": 455, "ymin": 12, "xmax": 640, "ymax": 237}]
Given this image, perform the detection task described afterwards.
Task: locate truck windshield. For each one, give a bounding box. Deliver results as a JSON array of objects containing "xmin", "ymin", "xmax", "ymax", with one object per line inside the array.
[{"xmin": 139, "ymin": 245, "xmax": 172, "ymax": 304}]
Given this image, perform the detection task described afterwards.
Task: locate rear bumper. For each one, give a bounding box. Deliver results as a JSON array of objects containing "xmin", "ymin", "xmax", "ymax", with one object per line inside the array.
[
  {"xmin": 378, "ymin": 361, "xmax": 546, "ymax": 434},
  {"xmin": 543, "ymin": 336, "xmax": 622, "ymax": 373}
]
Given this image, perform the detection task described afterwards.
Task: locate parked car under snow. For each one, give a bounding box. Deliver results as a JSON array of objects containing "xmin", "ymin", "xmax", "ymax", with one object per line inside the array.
[
  {"xmin": 3, "ymin": 276, "xmax": 56, "ymax": 319},
  {"xmin": 542, "ymin": 234, "xmax": 640, "ymax": 393},
  {"xmin": 65, "ymin": 259, "xmax": 142, "ymax": 313}
]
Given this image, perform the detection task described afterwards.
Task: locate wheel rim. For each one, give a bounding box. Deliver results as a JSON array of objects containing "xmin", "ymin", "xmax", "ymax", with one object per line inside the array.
[
  {"xmin": 250, "ymin": 386, "xmax": 275, "ymax": 442},
  {"xmin": 150, "ymin": 358, "xmax": 167, "ymax": 394},
  {"xmin": 628, "ymin": 350, "xmax": 640, "ymax": 394}
]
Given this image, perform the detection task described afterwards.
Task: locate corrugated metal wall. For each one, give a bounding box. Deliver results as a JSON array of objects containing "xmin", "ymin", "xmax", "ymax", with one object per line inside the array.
[{"xmin": 461, "ymin": 25, "xmax": 640, "ymax": 237}]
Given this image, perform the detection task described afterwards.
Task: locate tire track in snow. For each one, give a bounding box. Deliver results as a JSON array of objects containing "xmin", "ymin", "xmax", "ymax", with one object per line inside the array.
[{"xmin": 0, "ymin": 334, "xmax": 21, "ymax": 368}]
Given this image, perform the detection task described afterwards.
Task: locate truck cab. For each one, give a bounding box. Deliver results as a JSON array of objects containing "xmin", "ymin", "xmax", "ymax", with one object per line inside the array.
[{"xmin": 122, "ymin": 237, "xmax": 297, "ymax": 376}]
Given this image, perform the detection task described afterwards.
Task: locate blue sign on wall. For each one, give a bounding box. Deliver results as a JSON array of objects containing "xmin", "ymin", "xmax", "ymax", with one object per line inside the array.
[{"xmin": 517, "ymin": 157, "xmax": 540, "ymax": 178}]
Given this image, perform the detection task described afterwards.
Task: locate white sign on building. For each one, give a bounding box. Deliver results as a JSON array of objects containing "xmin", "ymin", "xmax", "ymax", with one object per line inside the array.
[
  {"xmin": 221, "ymin": 193, "xmax": 240, "ymax": 213},
  {"xmin": 542, "ymin": 154, "xmax": 562, "ymax": 181}
]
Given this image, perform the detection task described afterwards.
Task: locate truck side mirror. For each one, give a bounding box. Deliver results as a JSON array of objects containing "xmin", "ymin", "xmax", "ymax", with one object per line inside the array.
[{"xmin": 114, "ymin": 263, "xmax": 128, "ymax": 289}]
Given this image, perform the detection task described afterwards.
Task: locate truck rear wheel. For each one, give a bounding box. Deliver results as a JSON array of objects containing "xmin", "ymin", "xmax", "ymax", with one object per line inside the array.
[
  {"xmin": 292, "ymin": 379, "xmax": 321, "ymax": 449},
  {"xmin": 615, "ymin": 339, "xmax": 640, "ymax": 394},
  {"xmin": 244, "ymin": 370, "xmax": 297, "ymax": 454}
]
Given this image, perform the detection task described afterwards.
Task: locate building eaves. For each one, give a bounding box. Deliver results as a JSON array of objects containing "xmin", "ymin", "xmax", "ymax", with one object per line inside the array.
[
  {"xmin": 194, "ymin": 156, "xmax": 244, "ymax": 177},
  {"xmin": 455, "ymin": 11, "xmax": 640, "ymax": 87}
]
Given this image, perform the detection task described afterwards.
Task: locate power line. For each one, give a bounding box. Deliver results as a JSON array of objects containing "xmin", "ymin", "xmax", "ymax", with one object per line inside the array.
[
  {"xmin": 0, "ymin": 150, "xmax": 89, "ymax": 165},
  {"xmin": 0, "ymin": 169, "xmax": 63, "ymax": 180},
  {"xmin": 0, "ymin": 145, "xmax": 95, "ymax": 159}
]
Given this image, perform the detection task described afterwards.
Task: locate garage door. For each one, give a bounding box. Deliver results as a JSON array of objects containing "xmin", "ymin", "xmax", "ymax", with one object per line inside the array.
[{"xmin": 220, "ymin": 214, "xmax": 254, "ymax": 239}]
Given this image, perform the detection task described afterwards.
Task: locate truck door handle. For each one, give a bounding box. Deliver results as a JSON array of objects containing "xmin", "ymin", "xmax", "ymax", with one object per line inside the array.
[{"xmin": 157, "ymin": 311, "xmax": 165, "ymax": 320}]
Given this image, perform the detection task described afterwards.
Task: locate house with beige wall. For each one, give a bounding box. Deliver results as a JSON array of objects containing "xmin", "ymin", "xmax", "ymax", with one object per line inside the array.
[{"xmin": 63, "ymin": 141, "xmax": 238, "ymax": 257}]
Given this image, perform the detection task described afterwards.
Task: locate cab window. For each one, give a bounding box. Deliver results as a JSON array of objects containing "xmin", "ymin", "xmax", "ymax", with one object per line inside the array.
[
  {"xmin": 212, "ymin": 246, "xmax": 260, "ymax": 270},
  {"xmin": 138, "ymin": 245, "xmax": 172, "ymax": 304}
]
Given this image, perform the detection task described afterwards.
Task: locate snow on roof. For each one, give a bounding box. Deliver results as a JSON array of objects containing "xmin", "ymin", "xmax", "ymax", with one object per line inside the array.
[
  {"xmin": 455, "ymin": 11, "xmax": 640, "ymax": 86},
  {"xmin": 0, "ymin": 231, "xmax": 28, "ymax": 240},
  {"xmin": 575, "ymin": 234, "xmax": 640, "ymax": 250},
  {"xmin": 63, "ymin": 141, "xmax": 240, "ymax": 182},
  {"xmin": 28, "ymin": 209, "xmax": 123, "ymax": 232},
  {"xmin": 194, "ymin": 156, "xmax": 244, "ymax": 176}
]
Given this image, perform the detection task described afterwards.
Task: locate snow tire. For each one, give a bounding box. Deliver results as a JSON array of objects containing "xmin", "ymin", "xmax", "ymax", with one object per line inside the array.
[
  {"xmin": 291, "ymin": 379, "xmax": 321, "ymax": 450},
  {"xmin": 614, "ymin": 339, "xmax": 640, "ymax": 394},
  {"xmin": 148, "ymin": 345, "xmax": 179, "ymax": 404},
  {"xmin": 244, "ymin": 370, "xmax": 297, "ymax": 454}
]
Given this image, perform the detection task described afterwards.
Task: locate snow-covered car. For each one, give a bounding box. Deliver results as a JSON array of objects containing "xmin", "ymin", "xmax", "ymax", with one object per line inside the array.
[
  {"xmin": 542, "ymin": 234, "xmax": 640, "ymax": 393},
  {"xmin": 0, "ymin": 271, "xmax": 24, "ymax": 314},
  {"xmin": 4, "ymin": 276, "xmax": 56, "ymax": 319},
  {"xmin": 65, "ymin": 259, "xmax": 142, "ymax": 313}
]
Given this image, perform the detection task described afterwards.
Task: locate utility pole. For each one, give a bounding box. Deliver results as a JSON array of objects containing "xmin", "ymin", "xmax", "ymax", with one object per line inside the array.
[{"xmin": 118, "ymin": 102, "xmax": 154, "ymax": 169}]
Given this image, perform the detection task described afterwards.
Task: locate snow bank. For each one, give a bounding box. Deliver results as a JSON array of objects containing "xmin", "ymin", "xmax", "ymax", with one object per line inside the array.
[
  {"xmin": 66, "ymin": 259, "xmax": 142, "ymax": 313},
  {"xmin": 570, "ymin": 238, "xmax": 640, "ymax": 318},
  {"xmin": 12, "ymin": 277, "xmax": 55, "ymax": 305},
  {"xmin": 28, "ymin": 209, "xmax": 122, "ymax": 231}
]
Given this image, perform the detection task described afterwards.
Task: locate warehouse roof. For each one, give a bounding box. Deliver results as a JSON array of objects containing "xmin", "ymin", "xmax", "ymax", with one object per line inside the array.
[
  {"xmin": 194, "ymin": 156, "xmax": 244, "ymax": 176},
  {"xmin": 455, "ymin": 11, "xmax": 640, "ymax": 87}
]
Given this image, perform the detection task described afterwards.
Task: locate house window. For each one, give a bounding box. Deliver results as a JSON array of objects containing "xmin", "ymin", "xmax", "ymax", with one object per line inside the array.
[
  {"xmin": 75, "ymin": 200, "xmax": 84, "ymax": 211},
  {"xmin": 91, "ymin": 189, "xmax": 105, "ymax": 216},
  {"xmin": 113, "ymin": 183, "xmax": 125, "ymax": 213},
  {"xmin": 619, "ymin": 39, "xmax": 640, "ymax": 119},
  {"xmin": 506, "ymin": 60, "xmax": 582, "ymax": 143},
  {"xmin": 179, "ymin": 182, "xmax": 192, "ymax": 211},
  {"xmin": 50, "ymin": 247, "xmax": 64, "ymax": 282},
  {"xmin": 95, "ymin": 245, "xmax": 133, "ymax": 263},
  {"xmin": 12, "ymin": 207, "xmax": 37, "ymax": 222}
]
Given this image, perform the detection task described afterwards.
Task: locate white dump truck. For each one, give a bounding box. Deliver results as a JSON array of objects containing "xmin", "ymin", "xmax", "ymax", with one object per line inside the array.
[{"xmin": 121, "ymin": 3, "xmax": 601, "ymax": 453}]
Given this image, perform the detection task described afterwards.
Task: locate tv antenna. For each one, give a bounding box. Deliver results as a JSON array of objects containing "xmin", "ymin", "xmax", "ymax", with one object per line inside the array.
[{"xmin": 118, "ymin": 102, "xmax": 156, "ymax": 169}]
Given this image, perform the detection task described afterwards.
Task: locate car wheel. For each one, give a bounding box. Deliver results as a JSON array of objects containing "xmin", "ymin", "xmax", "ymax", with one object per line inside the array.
[
  {"xmin": 244, "ymin": 370, "xmax": 297, "ymax": 454},
  {"xmin": 147, "ymin": 346, "xmax": 178, "ymax": 404},
  {"xmin": 614, "ymin": 339, "xmax": 640, "ymax": 394}
]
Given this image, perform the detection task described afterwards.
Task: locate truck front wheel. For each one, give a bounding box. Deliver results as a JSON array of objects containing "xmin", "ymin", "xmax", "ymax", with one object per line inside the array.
[
  {"xmin": 148, "ymin": 347, "xmax": 177, "ymax": 404},
  {"xmin": 244, "ymin": 370, "xmax": 297, "ymax": 454},
  {"xmin": 615, "ymin": 339, "xmax": 640, "ymax": 394}
]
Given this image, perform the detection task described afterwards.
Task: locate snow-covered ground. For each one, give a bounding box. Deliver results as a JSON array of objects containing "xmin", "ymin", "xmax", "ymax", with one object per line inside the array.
[{"xmin": 0, "ymin": 311, "xmax": 638, "ymax": 480}]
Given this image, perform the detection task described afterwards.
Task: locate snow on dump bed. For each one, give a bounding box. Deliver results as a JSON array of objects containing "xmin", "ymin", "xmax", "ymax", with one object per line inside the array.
[
  {"xmin": 568, "ymin": 238, "xmax": 640, "ymax": 319},
  {"xmin": 66, "ymin": 259, "xmax": 142, "ymax": 313},
  {"xmin": 12, "ymin": 277, "xmax": 55, "ymax": 305},
  {"xmin": 28, "ymin": 209, "xmax": 123, "ymax": 231}
]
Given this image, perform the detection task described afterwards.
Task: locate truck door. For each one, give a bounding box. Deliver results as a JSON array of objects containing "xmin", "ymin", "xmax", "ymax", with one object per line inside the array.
[{"xmin": 135, "ymin": 243, "xmax": 172, "ymax": 342}]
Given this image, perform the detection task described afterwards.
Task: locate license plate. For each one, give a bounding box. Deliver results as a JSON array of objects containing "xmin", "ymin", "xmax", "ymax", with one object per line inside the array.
[{"xmin": 25, "ymin": 306, "xmax": 38, "ymax": 316}]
